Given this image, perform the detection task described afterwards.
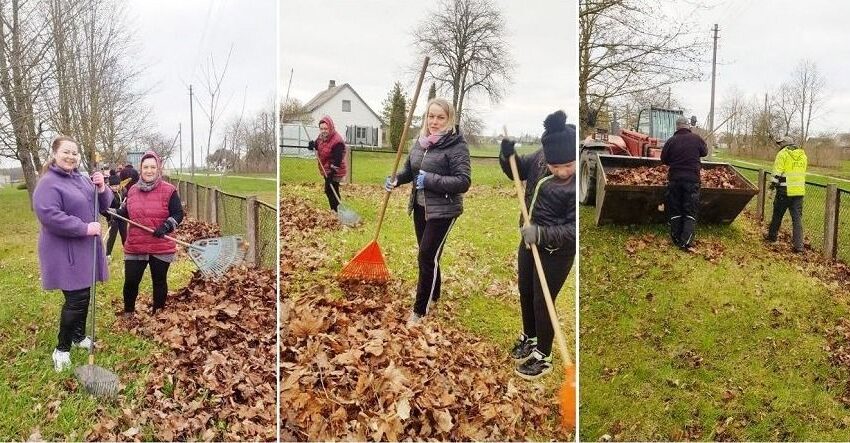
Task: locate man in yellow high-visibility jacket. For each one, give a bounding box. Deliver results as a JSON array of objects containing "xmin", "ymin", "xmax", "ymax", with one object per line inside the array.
[{"xmin": 765, "ymin": 135, "xmax": 807, "ymax": 252}]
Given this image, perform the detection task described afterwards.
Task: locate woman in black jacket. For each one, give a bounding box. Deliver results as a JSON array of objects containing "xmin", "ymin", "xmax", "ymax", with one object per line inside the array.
[
  {"xmin": 385, "ymin": 98, "xmax": 471, "ymax": 325},
  {"xmin": 499, "ymin": 110, "xmax": 576, "ymax": 380}
]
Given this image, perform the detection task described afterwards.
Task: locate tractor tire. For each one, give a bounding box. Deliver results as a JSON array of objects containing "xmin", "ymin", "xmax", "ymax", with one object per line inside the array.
[{"xmin": 579, "ymin": 150, "xmax": 599, "ymax": 206}]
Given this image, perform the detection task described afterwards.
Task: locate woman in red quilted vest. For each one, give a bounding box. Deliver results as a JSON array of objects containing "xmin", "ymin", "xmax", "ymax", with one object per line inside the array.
[
  {"xmin": 307, "ymin": 115, "xmax": 348, "ymax": 212},
  {"xmin": 115, "ymin": 150, "xmax": 184, "ymax": 314}
]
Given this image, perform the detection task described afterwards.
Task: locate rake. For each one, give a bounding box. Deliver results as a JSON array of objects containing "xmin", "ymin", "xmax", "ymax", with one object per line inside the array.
[
  {"xmin": 338, "ymin": 56, "xmax": 429, "ymax": 283},
  {"xmin": 508, "ymin": 147, "xmax": 576, "ymax": 432},
  {"xmin": 108, "ymin": 212, "xmax": 248, "ymax": 278},
  {"xmin": 318, "ymin": 161, "xmax": 361, "ymax": 227},
  {"xmin": 76, "ymin": 168, "xmax": 119, "ymax": 397}
]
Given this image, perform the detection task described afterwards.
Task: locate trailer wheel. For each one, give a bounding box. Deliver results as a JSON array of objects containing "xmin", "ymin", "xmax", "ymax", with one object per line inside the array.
[{"xmin": 579, "ymin": 152, "xmax": 597, "ymax": 205}]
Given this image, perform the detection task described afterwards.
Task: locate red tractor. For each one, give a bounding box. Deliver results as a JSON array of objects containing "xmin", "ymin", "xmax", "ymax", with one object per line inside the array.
[{"xmin": 579, "ymin": 107, "xmax": 694, "ymax": 205}]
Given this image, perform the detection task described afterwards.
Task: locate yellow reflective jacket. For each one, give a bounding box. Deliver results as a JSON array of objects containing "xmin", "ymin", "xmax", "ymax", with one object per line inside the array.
[{"xmin": 772, "ymin": 146, "xmax": 807, "ymax": 196}]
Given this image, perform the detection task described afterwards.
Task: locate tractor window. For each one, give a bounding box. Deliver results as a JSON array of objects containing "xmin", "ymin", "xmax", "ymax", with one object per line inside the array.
[
  {"xmin": 637, "ymin": 110, "xmax": 650, "ymax": 135},
  {"xmin": 653, "ymin": 111, "xmax": 679, "ymax": 143}
]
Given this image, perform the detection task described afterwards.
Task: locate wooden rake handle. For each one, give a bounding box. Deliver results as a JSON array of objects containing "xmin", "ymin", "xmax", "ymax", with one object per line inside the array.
[
  {"xmin": 108, "ymin": 211, "xmax": 194, "ymax": 249},
  {"xmin": 373, "ymin": 56, "xmax": 430, "ymax": 242},
  {"xmin": 508, "ymin": 154, "xmax": 573, "ymax": 366}
]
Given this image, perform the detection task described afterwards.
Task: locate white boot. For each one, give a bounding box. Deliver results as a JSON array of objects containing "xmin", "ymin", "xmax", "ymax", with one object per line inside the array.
[
  {"xmin": 72, "ymin": 336, "xmax": 93, "ymax": 351},
  {"xmin": 52, "ymin": 349, "xmax": 71, "ymax": 372}
]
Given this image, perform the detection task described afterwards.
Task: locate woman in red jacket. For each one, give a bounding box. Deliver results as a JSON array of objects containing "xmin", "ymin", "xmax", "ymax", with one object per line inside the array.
[
  {"xmin": 115, "ymin": 151, "xmax": 184, "ymax": 314},
  {"xmin": 307, "ymin": 115, "xmax": 348, "ymax": 212}
]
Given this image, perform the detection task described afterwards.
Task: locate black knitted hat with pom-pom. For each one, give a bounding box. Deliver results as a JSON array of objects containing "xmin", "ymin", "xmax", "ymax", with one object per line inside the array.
[{"xmin": 541, "ymin": 110, "xmax": 575, "ymax": 164}]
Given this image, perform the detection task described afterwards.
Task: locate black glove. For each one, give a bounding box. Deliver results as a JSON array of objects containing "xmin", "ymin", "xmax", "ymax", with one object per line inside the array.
[
  {"xmin": 768, "ymin": 181, "xmax": 777, "ymax": 191},
  {"xmin": 307, "ymin": 140, "xmax": 317, "ymax": 151},
  {"xmin": 500, "ymin": 138, "xmax": 516, "ymax": 158},
  {"xmin": 153, "ymin": 218, "xmax": 176, "ymax": 238}
]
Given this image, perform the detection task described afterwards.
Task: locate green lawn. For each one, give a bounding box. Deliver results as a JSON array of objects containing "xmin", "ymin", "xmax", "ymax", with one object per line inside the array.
[
  {"xmin": 281, "ymin": 155, "xmax": 576, "ymax": 435},
  {"xmin": 579, "ymin": 205, "xmax": 850, "ymax": 441},
  {"xmin": 0, "ymin": 186, "xmax": 193, "ymax": 440},
  {"xmin": 169, "ymin": 172, "xmax": 276, "ymax": 205}
]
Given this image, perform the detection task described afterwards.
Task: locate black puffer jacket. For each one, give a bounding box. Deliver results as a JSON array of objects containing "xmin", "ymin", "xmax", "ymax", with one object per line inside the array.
[
  {"xmin": 660, "ymin": 128, "xmax": 707, "ymax": 183},
  {"xmin": 396, "ymin": 129, "xmax": 471, "ymax": 220},
  {"xmin": 500, "ymin": 149, "xmax": 575, "ymax": 256}
]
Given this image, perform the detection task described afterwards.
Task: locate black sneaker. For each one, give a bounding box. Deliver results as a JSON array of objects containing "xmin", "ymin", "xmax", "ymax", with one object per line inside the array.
[
  {"xmin": 510, "ymin": 334, "xmax": 537, "ymax": 363},
  {"xmin": 515, "ymin": 349, "xmax": 553, "ymax": 380}
]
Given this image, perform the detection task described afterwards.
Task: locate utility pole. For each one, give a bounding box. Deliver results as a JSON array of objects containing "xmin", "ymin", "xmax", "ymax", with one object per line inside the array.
[
  {"xmin": 178, "ymin": 123, "xmax": 182, "ymax": 175},
  {"xmin": 189, "ymin": 84, "xmax": 195, "ymax": 179},
  {"xmin": 708, "ymin": 24, "xmax": 719, "ymax": 157}
]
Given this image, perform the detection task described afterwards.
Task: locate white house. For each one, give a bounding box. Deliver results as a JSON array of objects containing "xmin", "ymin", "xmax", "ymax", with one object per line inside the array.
[{"xmin": 304, "ymin": 80, "xmax": 383, "ymax": 147}]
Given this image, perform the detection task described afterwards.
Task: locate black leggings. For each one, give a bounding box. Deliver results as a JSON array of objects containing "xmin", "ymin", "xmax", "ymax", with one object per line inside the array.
[
  {"xmin": 412, "ymin": 204, "xmax": 456, "ymax": 315},
  {"xmin": 105, "ymin": 219, "xmax": 127, "ymax": 256},
  {"xmin": 517, "ymin": 245, "xmax": 574, "ymax": 356},
  {"xmin": 324, "ymin": 179, "xmax": 341, "ymax": 212},
  {"xmin": 123, "ymin": 257, "xmax": 171, "ymax": 313},
  {"xmin": 57, "ymin": 287, "xmax": 90, "ymax": 352}
]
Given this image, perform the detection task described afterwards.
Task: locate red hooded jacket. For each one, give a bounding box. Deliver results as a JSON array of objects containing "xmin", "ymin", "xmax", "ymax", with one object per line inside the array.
[
  {"xmin": 123, "ymin": 151, "xmax": 178, "ymax": 255},
  {"xmin": 316, "ymin": 116, "xmax": 348, "ymax": 179}
]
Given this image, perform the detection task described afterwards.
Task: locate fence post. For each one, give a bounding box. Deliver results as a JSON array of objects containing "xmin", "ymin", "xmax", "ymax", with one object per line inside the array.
[
  {"xmin": 757, "ymin": 170, "xmax": 766, "ymax": 221},
  {"xmin": 245, "ymin": 195, "xmax": 259, "ymax": 265},
  {"xmin": 824, "ymin": 183, "xmax": 839, "ymax": 260},
  {"xmin": 346, "ymin": 148, "xmax": 353, "ymax": 184},
  {"xmin": 191, "ymin": 182, "xmax": 198, "ymax": 219},
  {"xmin": 209, "ymin": 187, "xmax": 218, "ymax": 225}
]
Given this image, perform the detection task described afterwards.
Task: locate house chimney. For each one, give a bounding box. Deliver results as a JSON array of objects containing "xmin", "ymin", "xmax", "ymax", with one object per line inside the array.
[{"xmin": 328, "ymin": 80, "xmax": 336, "ymax": 89}]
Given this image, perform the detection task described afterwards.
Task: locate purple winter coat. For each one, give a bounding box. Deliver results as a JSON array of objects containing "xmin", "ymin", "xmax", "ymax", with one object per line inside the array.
[{"xmin": 33, "ymin": 165, "xmax": 112, "ymax": 291}]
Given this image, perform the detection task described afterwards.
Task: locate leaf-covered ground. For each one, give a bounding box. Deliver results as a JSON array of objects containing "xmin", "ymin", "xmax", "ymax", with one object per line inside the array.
[
  {"xmin": 280, "ymin": 156, "xmax": 575, "ymax": 442},
  {"xmin": 580, "ymin": 206, "xmax": 850, "ymax": 441}
]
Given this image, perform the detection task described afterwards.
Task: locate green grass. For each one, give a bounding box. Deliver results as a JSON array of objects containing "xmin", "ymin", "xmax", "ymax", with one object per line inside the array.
[
  {"xmin": 579, "ymin": 206, "xmax": 850, "ymax": 441},
  {"xmin": 0, "ymin": 186, "xmax": 193, "ymax": 440},
  {"xmin": 169, "ymin": 172, "xmax": 276, "ymax": 204},
  {"xmin": 281, "ymin": 156, "xmax": 575, "ymax": 433}
]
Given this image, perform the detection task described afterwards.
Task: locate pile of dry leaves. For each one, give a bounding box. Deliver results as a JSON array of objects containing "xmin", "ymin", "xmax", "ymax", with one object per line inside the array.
[
  {"xmin": 173, "ymin": 218, "xmax": 222, "ymax": 244},
  {"xmin": 607, "ymin": 165, "xmax": 745, "ymax": 189},
  {"xmin": 90, "ymin": 265, "xmax": 277, "ymax": 441},
  {"xmin": 281, "ymin": 281, "xmax": 568, "ymax": 441},
  {"xmin": 280, "ymin": 195, "xmax": 339, "ymax": 281}
]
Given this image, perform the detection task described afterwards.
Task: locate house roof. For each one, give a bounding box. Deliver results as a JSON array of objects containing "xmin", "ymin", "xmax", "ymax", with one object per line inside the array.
[{"xmin": 304, "ymin": 83, "xmax": 384, "ymax": 125}]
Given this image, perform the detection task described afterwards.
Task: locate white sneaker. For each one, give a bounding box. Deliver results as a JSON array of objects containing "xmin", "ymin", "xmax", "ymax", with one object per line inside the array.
[
  {"xmin": 407, "ymin": 312, "xmax": 424, "ymax": 327},
  {"xmin": 72, "ymin": 336, "xmax": 93, "ymax": 351},
  {"xmin": 52, "ymin": 349, "xmax": 71, "ymax": 372},
  {"xmin": 106, "ymin": 255, "xmax": 112, "ymax": 262}
]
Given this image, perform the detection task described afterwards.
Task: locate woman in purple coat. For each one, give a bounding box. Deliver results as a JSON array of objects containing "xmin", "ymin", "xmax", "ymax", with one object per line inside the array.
[{"xmin": 32, "ymin": 136, "xmax": 112, "ymax": 372}]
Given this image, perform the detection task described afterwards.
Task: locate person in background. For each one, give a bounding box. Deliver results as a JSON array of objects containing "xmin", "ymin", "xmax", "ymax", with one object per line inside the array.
[
  {"xmin": 101, "ymin": 174, "xmax": 127, "ymax": 260},
  {"xmin": 307, "ymin": 116, "xmax": 348, "ymax": 212},
  {"xmin": 765, "ymin": 135, "xmax": 807, "ymax": 253},
  {"xmin": 32, "ymin": 135, "xmax": 112, "ymax": 371}
]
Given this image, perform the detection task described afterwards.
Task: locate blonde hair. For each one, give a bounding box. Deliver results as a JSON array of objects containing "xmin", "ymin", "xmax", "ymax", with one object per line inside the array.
[
  {"xmin": 42, "ymin": 135, "xmax": 78, "ymax": 173},
  {"xmin": 420, "ymin": 98, "xmax": 456, "ymax": 137}
]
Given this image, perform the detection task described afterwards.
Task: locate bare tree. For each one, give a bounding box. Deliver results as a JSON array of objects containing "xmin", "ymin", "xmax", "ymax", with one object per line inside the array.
[
  {"xmin": 0, "ymin": 0, "xmax": 53, "ymax": 200},
  {"xmin": 411, "ymin": 0, "xmax": 512, "ymax": 121},
  {"xmin": 280, "ymin": 97, "xmax": 313, "ymax": 125},
  {"xmin": 771, "ymin": 82, "xmax": 797, "ymax": 137},
  {"xmin": 579, "ymin": 0, "xmax": 708, "ymax": 134},
  {"xmin": 194, "ymin": 46, "xmax": 233, "ymax": 175},
  {"xmin": 791, "ymin": 59, "xmax": 825, "ymax": 148}
]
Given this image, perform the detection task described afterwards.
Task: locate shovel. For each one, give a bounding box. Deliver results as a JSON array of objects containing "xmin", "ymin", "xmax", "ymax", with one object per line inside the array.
[{"xmin": 108, "ymin": 212, "xmax": 248, "ymax": 278}]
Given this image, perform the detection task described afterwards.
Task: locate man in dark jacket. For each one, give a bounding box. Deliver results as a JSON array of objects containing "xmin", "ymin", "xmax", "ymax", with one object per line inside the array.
[{"xmin": 660, "ymin": 117, "xmax": 708, "ymax": 249}]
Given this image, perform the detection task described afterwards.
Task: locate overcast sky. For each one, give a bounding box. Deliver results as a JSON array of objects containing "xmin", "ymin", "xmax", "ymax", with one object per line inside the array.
[
  {"xmin": 128, "ymin": 0, "xmax": 275, "ymax": 169},
  {"xmin": 280, "ymin": 0, "xmax": 577, "ymax": 138},
  {"xmin": 666, "ymin": 0, "xmax": 850, "ymax": 135}
]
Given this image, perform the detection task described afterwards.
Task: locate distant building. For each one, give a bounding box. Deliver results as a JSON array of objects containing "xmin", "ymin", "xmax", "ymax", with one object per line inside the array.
[{"xmin": 303, "ymin": 80, "xmax": 383, "ymax": 147}]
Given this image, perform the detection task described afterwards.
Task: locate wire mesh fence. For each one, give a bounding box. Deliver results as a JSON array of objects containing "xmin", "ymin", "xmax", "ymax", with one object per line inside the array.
[
  {"xmin": 838, "ymin": 189, "xmax": 850, "ymax": 263},
  {"xmin": 162, "ymin": 176, "xmax": 277, "ymax": 269}
]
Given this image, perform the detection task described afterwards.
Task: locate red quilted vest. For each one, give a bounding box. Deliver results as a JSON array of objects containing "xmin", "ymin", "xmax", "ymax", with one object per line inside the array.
[
  {"xmin": 123, "ymin": 181, "xmax": 177, "ymax": 255},
  {"xmin": 315, "ymin": 116, "xmax": 348, "ymax": 179}
]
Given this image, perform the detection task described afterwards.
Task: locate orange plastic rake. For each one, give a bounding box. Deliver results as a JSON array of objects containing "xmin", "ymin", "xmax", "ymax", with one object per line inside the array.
[
  {"xmin": 509, "ymin": 150, "xmax": 576, "ymax": 432},
  {"xmin": 338, "ymin": 57, "xmax": 430, "ymax": 283}
]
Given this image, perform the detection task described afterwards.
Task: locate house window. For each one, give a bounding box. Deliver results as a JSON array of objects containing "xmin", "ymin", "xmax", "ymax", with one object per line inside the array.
[
  {"xmin": 356, "ymin": 127, "xmax": 367, "ymax": 139},
  {"xmin": 342, "ymin": 100, "xmax": 351, "ymax": 112}
]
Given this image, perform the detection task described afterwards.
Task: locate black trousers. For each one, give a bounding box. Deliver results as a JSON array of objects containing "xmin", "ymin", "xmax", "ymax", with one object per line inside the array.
[
  {"xmin": 324, "ymin": 179, "xmax": 341, "ymax": 212},
  {"xmin": 57, "ymin": 287, "xmax": 90, "ymax": 352},
  {"xmin": 412, "ymin": 204, "xmax": 456, "ymax": 315},
  {"xmin": 517, "ymin": 245, "xmax": 573, "ymax": 356},
  {"xmin": 105, "ymin": 219, "xmax": 127, "ymax": 256},
  {"xmin": 123, "ymin": 257, "xmax": 171, "ymax": 313},
  {"xmin": 666, "ymin": 180, "xmax": 701, "ymax": 248},
  {"xmin": 767, "ymin": 191, "xmax": 804, "ymax": 251}
]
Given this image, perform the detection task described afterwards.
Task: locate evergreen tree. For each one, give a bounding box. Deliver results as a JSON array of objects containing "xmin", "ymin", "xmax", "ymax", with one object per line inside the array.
[
  {"xmin": 381, "ymin": 82, "xmax": 407, "ymax": 149},
  {"xmin": 427, "ymin": 82, "xmax": 437, "ymax": 101}
]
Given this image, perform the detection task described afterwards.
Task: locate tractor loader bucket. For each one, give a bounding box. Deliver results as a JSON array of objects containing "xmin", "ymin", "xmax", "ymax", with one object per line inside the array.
[{"xmin": 594, "ymin": 154, "xmax": 758, "ymax": 226}]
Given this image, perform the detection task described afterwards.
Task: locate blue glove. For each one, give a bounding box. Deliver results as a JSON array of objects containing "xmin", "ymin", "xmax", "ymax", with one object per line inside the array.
[
  {"xmin": 384, "ymin": 176, "xmax": 397, "ymax": 192},
  {"xmin": 520, "ymin": 224, "xmax": 540, "ymax": 246},
  {"xmin": 415, "ymin": 171, "xmax": 426, "ymax": 190}
]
